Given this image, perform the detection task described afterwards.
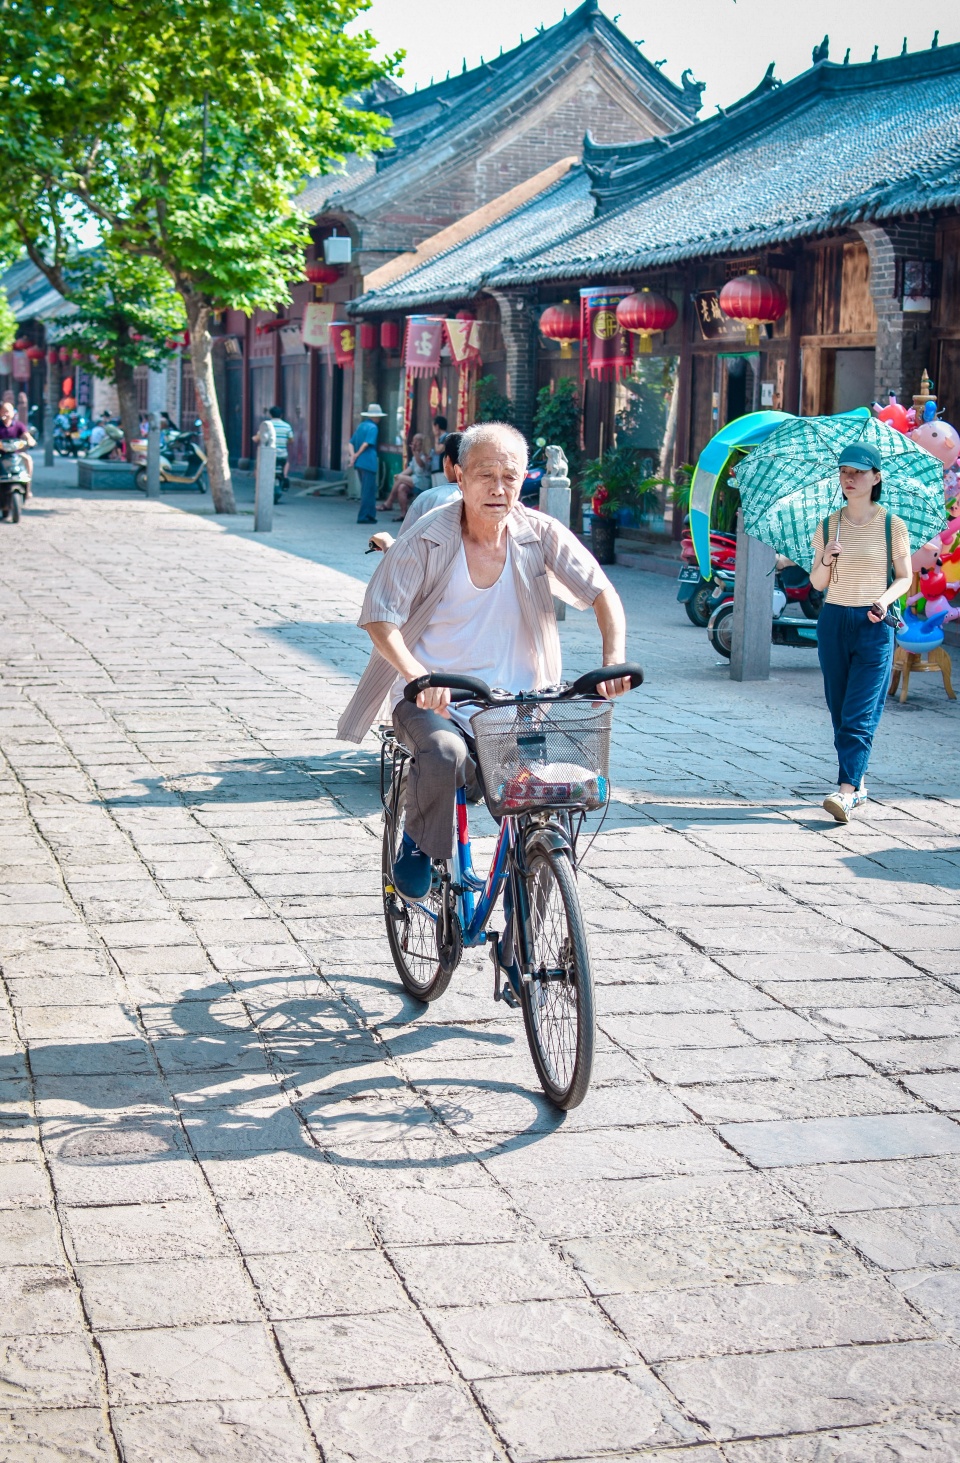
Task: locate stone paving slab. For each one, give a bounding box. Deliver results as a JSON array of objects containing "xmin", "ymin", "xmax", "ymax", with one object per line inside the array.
[{"xmin": 0, "ymin": 474, "xmax": 959, "ymax": 1458}]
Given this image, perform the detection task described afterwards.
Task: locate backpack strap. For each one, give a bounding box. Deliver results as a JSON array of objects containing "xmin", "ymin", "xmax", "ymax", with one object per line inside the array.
[
  {"xmin": 820, "ymin": 512, "xmax": 834, "ymax": 557},
  {"xmin": 885, "ymin": 510, "xmax": 894, "ymax": 587}
]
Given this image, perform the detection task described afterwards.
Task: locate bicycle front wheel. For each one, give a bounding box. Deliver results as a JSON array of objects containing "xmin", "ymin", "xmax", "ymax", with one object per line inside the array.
[
  {"xmin": 381, "ymin": 794, "xmax": 452, "ymax": 1003},
  {"xmin": 519, "ymin": 845, "xmax": 594, "ymax": 1109}
]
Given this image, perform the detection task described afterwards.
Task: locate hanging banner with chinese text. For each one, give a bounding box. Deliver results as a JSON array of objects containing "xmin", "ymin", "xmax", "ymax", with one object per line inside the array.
[
  {"xmin": 580, "ymin": 286, "xmax": 633, "ymax": 381},
  {"xmin": 328, "ymin": 323, "xmax": 356, "ymax": 368},
  {"xmin": 303, "ymin": 302, "xmax": 335, "ymax": 349},
  {"xmin": 404, "ymin": 316, "xmax": 444, "ymax": 376},
  {"xmin": 693, "ymin": 291, "xmax": 745, "ymax": 341},
  {"xmin": 444, "ymin": 318, "xmax": 481, "ymax": 368}
]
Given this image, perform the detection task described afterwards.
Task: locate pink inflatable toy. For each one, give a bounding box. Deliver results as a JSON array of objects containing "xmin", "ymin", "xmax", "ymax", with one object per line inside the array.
[
  {"xmin": 910, "ymin": 419, "xmax": 960, "ymax": 466},
  {"xmin": 874, "ymin": 401, "xmax": 910, "ymax": 433}
]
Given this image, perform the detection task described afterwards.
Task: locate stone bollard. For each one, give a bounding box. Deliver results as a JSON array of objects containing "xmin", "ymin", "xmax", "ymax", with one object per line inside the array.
[
  {"xmin": 539, "ymin": 445, "xmax": 572, "ymax": 621},
  {"xmin": 730, "ymin": 509, "xmax": 775, "ymax": 681},
  {"xmin": 145, "ymin": 412, "xmax": 161, "ymax": 499},
  {"xmin": 255, "ymin": 419, "xmax": 276, "ymax": 533}
]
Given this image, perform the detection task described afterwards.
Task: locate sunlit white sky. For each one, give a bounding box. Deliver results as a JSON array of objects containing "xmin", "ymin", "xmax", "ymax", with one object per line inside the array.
[{"xmin": 358, "ymin": 0, "xmax": 957, "ymax": 114}]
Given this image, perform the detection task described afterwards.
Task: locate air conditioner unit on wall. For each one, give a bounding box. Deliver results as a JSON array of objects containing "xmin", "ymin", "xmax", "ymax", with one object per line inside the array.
[{"xmin": 324, "ymin": 233, "xmax": 353, "ymax": 265}]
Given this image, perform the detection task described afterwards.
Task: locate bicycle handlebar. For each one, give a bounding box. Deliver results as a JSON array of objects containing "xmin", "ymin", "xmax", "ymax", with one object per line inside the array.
[
  {"xmin": 560, "ymin": 663, "xmax": 644, "ymax": 698},
  {"xmin": 402, "ymin": 673, "xmax": 494, "ymax": 704},
  {"xmin": 401, "ymin": 663, "xmax": 643, "ymax": 706}
]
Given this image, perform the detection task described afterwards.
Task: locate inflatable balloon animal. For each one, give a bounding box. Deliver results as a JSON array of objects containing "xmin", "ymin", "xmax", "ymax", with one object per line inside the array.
[{"xmin": 910, "ymin": 418, "xmax": 960, "ymax": 467}]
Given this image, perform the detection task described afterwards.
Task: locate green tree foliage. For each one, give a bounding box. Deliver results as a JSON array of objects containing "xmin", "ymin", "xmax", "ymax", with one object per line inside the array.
[
  {"xmin": 55, "ymin": 252, "xmax": 185, "ymax": 447},
  {"xmin": 532, "ymin": 377, "xmax": 581, "ymax": 476},
  {"xmin": 0, "ymin": 291, "xmax": 16, "ymax": 352},
  {"xmin": 0, "ymin": 0, "xmax": 398, "ymax": 511},
  {"xmin": 474, "ymin": 374, "xmax": 516, "ymax": 426}
]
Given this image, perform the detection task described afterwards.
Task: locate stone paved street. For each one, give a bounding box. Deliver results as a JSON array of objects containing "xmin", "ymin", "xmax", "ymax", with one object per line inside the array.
[{"xmin": 1, "ymin": 470, "xmax": 960, "ymax": 1461}]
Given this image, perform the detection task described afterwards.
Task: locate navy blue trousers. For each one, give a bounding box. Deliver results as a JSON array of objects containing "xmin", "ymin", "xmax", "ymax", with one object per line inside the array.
[
  {"xmin": 817, "ymin": 603, "xmax": 894, "ymax": 789},
  {"xmin": 357, "ymin": 469, "xmax": 378, "ymax": 523}
]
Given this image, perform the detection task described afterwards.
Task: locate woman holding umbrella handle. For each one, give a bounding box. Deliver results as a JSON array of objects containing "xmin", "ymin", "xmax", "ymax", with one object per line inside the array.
[{"xmin": 809, "ymin": 442, "xmax": 913, "ymax": 824}]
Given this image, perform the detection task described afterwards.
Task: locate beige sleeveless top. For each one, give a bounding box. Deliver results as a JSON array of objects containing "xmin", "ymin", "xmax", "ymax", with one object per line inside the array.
[{"xmin": 811, "ymin": 509, "xmax": 910, "ymax": 606}]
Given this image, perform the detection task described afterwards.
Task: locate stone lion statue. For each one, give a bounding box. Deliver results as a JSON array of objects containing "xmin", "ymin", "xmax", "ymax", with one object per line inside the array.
[{"xmin": 544, "ymin": 444, "xmax": 569, "ymax": 479}]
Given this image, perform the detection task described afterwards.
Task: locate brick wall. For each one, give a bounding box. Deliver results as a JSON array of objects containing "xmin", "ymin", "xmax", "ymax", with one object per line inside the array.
[
  {"xmin": 372, "ymin": 43, "xmax": 674, "ymax": 239},
  {"xmin": 857, "ymin": 220, "xmax": 937, "ymax": 403}
]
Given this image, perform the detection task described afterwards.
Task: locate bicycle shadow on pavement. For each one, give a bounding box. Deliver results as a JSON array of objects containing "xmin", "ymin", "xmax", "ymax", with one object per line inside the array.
[{"xmin": 6, "ymin": 970, "xmax": 564, "ymax": 1179}]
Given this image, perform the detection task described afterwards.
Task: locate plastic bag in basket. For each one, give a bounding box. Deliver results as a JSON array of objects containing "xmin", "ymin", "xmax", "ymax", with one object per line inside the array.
[{"xmin": 496, "ymin": 761, "xmax": 608, "ymax": 811}]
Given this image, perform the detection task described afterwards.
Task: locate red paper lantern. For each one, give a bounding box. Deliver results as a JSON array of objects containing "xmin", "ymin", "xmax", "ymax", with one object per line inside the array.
[
  {"xmin": 380, "ymin": 320, "xmax": 400, "ymax": 351},
  {"xmin": 58, "ymin": 345, "xmax": 70, "ymax": 365},
  {"xmin": 71, "ymin": 349, "xmax": 82, "ymax": 361},
  {"xmin": 359, "ymin": 322, "xmax": 377, "ymax": 351},
  {"xmin": 26, "ymin": 345, "xmax": 44, "ymax": 362},
  {"xmin": 304, "ymin": 262, "xmax": 339, "ymax": 300},
  {"xmin": 539, "ymin": 300, "xmax": 582, "ymax": 359},
  {"xmin": 47, "ymin": 347, "xmax": 59, "ymax": 366},
  {"xmin": 456, "ymin": 309, "xmax": 474, "ymax": 322},
  {"xmin": 718, "ymin": 270, "xmax": 787, "ymax": 346},
  {"xmin": 616, "ymin": 288, "xmax": 678, "ymax": 354}
]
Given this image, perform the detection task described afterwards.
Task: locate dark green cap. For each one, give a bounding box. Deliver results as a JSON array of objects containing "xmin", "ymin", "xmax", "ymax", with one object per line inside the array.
[{"xmin": 838, "ymin": 442, "xmax": 882, "ymax": 471}]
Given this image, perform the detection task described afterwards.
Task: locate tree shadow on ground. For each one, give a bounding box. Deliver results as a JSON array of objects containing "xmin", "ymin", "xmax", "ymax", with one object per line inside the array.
[
  {"xmin": 98, "ymin": 752, "xmax": 384, "ymax": 819},
  {"xmin": 841, "ymin": 848, "xmax": 960, "ymax": 889}
]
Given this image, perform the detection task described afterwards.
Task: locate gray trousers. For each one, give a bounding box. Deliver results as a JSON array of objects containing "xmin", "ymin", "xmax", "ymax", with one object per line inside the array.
[{"xmin": 392, "ymin": 700, "xmax": 479, "ymax": 859}]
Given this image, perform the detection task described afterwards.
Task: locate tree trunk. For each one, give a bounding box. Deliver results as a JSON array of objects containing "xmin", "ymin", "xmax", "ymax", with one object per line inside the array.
[
  {"xmin": 183, "ymin": 296, "xmax": 235, "ymax": 514},
  {"xmin": 114, "ymin": 358, "xmax": 141, "ymax": 453}
]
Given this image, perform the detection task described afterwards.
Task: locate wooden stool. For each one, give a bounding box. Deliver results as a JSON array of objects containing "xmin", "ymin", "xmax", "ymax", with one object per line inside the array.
[{"xmin": 889, "ymin": 644, "xmax": 956, "ymax": 703}]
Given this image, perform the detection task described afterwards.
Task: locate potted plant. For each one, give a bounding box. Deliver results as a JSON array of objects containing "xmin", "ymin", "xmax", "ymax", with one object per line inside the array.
[{"xmin": 580, "ymin": 446, "xmax": 642, "ymax": 564}]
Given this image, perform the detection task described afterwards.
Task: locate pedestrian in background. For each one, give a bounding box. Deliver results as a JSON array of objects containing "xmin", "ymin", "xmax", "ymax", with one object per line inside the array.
[
  {"xmin": 367, "ymin": 432, "xmax": 462, "ymax": 553},
  {"xmin": 809, "ymin": 442, "xmax": 912, "ymax": 823},
  {"xmin": 347, "ymin": 402, "xmax": 386, "ymax": 524},
  {"xmin": 254, "ymin": 406, "xmax": 294, "ymax": 490}
]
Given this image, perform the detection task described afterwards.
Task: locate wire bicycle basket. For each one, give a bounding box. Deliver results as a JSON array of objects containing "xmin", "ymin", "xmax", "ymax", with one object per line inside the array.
[{"xmin": 470, "ymin": 698, "xmax": 612, "ymax": 818}]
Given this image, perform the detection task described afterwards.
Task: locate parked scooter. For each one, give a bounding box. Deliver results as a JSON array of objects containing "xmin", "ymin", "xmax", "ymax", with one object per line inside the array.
[
  {"xmin": 87, "ymin": 422, "xmax": 125, "ymax": 461},
  {"xmin": 519, "ymin": 437, "xmax": 547, "ymax": 509},
  {"xmin": 0, "ymin": 440, "xmax": 30, "ymax": 523},
  {"xmin": 706, "ymin": 566, "xmax": 820, "ymax": 659},
  {"xmin": 133, "ymin": 422, "xmax": 208, "ymax": 493},
  {"xmin": 677, "ymin": 529, "xmax": 737, "ymax": 625}
]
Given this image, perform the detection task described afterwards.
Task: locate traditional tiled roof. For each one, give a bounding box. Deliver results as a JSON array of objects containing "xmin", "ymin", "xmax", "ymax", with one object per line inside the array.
[
  {"xmin": 491, "ymin": 42, "xmax": 960, "ymax": 282},
  {"xmin": 299, "ymin": 1, "xmax": 701, "ymax": 222},
  {"xmin": 350, "ymin": 169, "xmax": 595, "ymax": 315},
  {"xmin": 347, "ymin": 41, "xmax": 960, "ymax": 313}
]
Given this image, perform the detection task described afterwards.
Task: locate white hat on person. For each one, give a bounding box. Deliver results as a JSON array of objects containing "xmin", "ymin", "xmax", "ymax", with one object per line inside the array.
[{"xmin": 361, "ymin": 402, "xmax": 387, "ymax": 418}]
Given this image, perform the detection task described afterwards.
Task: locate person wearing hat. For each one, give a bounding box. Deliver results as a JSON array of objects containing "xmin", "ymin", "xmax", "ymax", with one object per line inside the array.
[
  {"xmin": 809, "ymin": 441, "xmax": 912, "ymax": 823},
  {"xmin": 347, "ymin": 403, "xmax": 387, "ymax": 524}
]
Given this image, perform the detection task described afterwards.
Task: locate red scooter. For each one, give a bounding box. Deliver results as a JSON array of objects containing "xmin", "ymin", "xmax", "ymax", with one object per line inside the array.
[
  {"xmin": 679, "ymin": 534, "xmax": 823, "ymax": 626},
  {"xmin": 677, "ymin": 530, "xmax": 737, "ymax": 626}
]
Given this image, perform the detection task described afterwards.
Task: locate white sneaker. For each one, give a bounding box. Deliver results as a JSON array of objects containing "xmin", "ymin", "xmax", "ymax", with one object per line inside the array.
[
  {"xmin": 852, "ymin": 781, "xmax": 868, "ymax": 809},
  {"xmin": 823, "ymin": 790, "xmax": 855, "ymax": 823}
]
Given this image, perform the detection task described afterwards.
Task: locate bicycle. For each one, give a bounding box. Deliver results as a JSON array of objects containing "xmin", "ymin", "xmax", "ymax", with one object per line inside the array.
[{"xmin": 379, "ymin": 663, "xmax": 644, "ymax": 1109}]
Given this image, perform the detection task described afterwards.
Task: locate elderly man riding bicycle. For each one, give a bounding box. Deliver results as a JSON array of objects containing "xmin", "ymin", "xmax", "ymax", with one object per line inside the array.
[{"xmin": 337, "ymin": 421, "xmax": 631, "ymax": 898}]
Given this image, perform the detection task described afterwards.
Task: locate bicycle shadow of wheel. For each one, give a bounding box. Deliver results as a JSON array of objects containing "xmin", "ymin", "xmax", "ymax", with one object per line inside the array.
[{"xmin": 19, "ymin": 970, "xmax": 565, "ymax": 1182}]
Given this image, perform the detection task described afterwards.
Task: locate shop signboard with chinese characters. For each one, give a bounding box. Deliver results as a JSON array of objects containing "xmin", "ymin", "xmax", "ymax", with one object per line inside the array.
[
  {"xmin": 694, "ymin": 291, "xmax": 746, "ymax": 341},
  {"xmin": 580, "ymin": 286, "xmax": 633, "ymax": 380},
  {"xmin": 279, "ymin": 322, "xmax": 306, "ymax": 356}
]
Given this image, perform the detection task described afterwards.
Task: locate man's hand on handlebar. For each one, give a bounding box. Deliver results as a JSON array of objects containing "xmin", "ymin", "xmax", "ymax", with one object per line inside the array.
[
  {"xmin": 596, "ymin": 674, "xmax": 631, "ymax": 699},
  {"xmin": 415, "ymin": 683, "xmax": 452, "ymax": 716}
]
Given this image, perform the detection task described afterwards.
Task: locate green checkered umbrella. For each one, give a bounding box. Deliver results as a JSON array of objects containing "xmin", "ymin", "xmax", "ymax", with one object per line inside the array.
[{"xmin": 735, "ymin": 414, "xmax": 947, "ymax": 568}]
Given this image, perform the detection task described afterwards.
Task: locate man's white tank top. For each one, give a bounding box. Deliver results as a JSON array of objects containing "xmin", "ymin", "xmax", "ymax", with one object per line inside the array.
[{"xmin": 392, "ymin": 539, "xmax": 539, "ymax": 731}]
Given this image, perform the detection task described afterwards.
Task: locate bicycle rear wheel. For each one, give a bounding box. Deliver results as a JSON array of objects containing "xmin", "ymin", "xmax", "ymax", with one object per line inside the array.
[
  {"xmin": 518, "ymin": 845, "xmax": 594, "ymax": 1109},
  {"xmin": 381, "ymin": 785, "xmax": 452, "ymax": 1003}
]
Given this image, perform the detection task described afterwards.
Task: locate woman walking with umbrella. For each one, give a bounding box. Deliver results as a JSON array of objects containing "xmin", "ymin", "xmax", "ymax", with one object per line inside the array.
[
  {"xmin": 808, "ymin": 441, "xmax": 912, "ymax": 822},
  {"xmin": 735, "ymin": 415, "xmax": 946, "ymax": 824}
]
